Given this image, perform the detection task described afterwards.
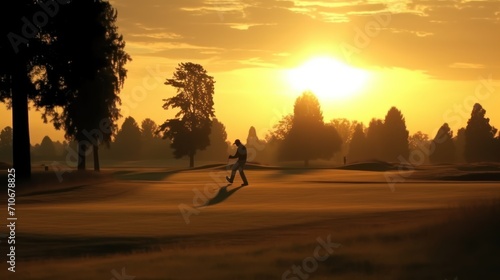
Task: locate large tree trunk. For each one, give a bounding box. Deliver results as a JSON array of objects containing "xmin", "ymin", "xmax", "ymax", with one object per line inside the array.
[
  {"xmin": 93, "ymin": 144, "xmax": 100, "ymax": 172},
  {"xmin": 78, "ymin": 141, "xmax": 87, "ymax": 170},
  {"xmin": 12, "ymin": 78, "xmax": 31, "ymax": 179},
  {"xmin": 189, "ymin": 153, "xmax": 194, "ymax": 168},
  {"xmin": 92, "ymin": 145, "xmax": 101, "ymax": 172}
]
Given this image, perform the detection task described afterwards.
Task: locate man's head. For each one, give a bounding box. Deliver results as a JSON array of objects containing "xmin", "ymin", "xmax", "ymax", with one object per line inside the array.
[{"xmin": 233, "ymin": 139, "xmax": 241, "ymax": 146}]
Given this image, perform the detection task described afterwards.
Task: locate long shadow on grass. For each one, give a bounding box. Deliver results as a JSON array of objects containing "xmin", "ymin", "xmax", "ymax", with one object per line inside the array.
[
  {"xmin": 114, "ymin": 164, "xmax": 230, "ymax": 181},
  {"xmin": 113, "ymin": 170, "xmax": 180, "ymax": 181},
  {"xmin": 16, "ymin": 234, "xmax": 163, "ymax": 261},
  {"xmin": 199, "ymin": 184, "xmax": 246, "ymax": 207}
]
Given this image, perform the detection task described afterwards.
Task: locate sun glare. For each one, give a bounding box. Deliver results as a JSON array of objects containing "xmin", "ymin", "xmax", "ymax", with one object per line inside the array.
[{"xmin": 286, "ymin": 56, "xmax": 371, "ymax": 100}]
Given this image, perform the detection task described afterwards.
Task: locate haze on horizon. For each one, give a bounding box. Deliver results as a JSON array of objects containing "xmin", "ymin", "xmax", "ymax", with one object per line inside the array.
[{"xmin": 1, "ymin": 0, "xmax": 499, "ymax": 145}]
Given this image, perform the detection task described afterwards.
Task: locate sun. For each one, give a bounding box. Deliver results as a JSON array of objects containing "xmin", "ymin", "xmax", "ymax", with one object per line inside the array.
[{"xmin": 286, "ymin": 56, "xmax": 371, "ymax": 100}]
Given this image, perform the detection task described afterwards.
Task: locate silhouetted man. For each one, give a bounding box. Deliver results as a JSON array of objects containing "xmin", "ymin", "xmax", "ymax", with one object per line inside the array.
[{"xmin": 226, "ymin": 139, "xmax": 249, "ymax": 186}]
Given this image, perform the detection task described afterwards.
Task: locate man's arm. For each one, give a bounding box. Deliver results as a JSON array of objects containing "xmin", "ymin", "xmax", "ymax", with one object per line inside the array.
[{"xmin": 229, "ymin": 147, "xmax": 244, "ymax": 159}]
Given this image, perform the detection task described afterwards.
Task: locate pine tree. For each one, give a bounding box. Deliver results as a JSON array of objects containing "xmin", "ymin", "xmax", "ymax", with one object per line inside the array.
[{"xmin": 464, "ymin": 103, "xmax": 497, "ymax": 162}]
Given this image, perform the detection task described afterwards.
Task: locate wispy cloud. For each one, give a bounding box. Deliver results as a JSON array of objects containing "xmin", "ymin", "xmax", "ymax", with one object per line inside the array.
[{"xmin": 115, "ymin": 0, "xmax": 500, "ymax": 79}]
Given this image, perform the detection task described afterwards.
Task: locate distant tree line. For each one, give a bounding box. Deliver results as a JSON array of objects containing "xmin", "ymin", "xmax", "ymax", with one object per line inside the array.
[
  {"xmin": 248, "ymin": 99, "xmax": 500, "ymax": 166},
  {"xmin": 5, "ymin": 93, "xmax": 499, "ymax": 167},
  {"xmin": 0, "ymin": 116, "xmax": 230, "ymax": 165},
  {"xmin": 1, "ymin": 100, "xmax": 498, "ymax": 167}
]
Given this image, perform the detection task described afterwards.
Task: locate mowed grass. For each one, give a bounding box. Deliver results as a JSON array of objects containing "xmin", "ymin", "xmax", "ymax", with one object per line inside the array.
[{"xmin": 2, "ymin": 166, "xmax": 500, "ymax": 279}]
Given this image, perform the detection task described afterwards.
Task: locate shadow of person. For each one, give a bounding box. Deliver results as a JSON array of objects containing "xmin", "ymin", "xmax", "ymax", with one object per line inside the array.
[{"xmin": 201, "ymin": 184, "xmax": 247, "ymax": 207}]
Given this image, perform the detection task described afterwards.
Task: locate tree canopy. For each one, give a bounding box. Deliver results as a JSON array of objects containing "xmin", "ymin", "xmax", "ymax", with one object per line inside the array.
[
  {"xmin": 347, "ymin": 123, "xmax": 367, "ymax": 162},
  {"xmin": 113, "ymin": 117, "xmax": 142, "ymax": 160},
  {"xmin": 0, "ymin": 126, "xmax": 13, "ymax": 162},
  {"xmin": 365, "ymin": 118, "xmax": 384, "ymax": 160},
  {"xmin": 0, "ymin": 1, "xmax": 51, "ymax": 178},
  {"xmin": 280, "ymin": 91, "xmax": 341, "ymax": 166},
  {"xmin": 0, "ymin": 0, "xmax": 129, "ymax": 176},
  {"xmin": 430, "ymin": 123, "xmax": 455, "ymax": 163},
  {"xmin": 465, "ymin": 103, "xmax": 497, "ymax": 162},
  {"xmin": 159, "ymin": 62, "xmax": 215, "ymax": 167},
  {"xmin": 198, "ymin": 118, "xmax": 229, "ymax": 162},
  {"xmin": 43, "ymin": 0, "xmax": 130, "ymax": 171},
  {"xmin": 382, "ymin": 107, "xmax": 410, "ymax": 162}
]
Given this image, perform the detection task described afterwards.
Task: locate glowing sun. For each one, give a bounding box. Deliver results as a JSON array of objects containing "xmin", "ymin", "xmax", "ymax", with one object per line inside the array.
[{"xmin": 286, "ymin": 56, "xmax": 371, "ymax": 100}]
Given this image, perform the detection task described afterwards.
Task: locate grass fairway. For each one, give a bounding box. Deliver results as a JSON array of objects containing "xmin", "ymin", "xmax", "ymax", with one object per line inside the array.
[{"xmin": 2, "ymin": 163, "xmax": 500, "ymax": 279}]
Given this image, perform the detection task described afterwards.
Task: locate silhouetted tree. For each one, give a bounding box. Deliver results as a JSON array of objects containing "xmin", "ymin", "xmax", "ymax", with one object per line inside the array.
[
  {"xmin": 41, "ymin": 0, "xmax": 130, "ymax": 171},
  {"xmin": 464, "ymin": 103, "xmax": 497, "ymax": 162},
  {"xmin": 0, "ymin": 1, "xmax": 49, "ymax": 178},
  {"xmin": 454, "ymin": 128, "xmax": 466, "ymax": 163},
  {"xmin": 266, "ymin": 114, "xmax": 293, "ymax": 142},
  {"xmin": 0, "ymin": 126, "xmax": 13, "ymax": 162},
  {"xmin": 330, "ymin": 118, "xmax": 359, "ymax": 163},
  {"xmin": 280, "ymin": 91, "xmax": 341, "ymax": 166},
  {"xmin": 408, "ymin": 131, "xmax": 431, "ymax": 164},
  {"xmin": 141, "ymin": 119, "xmax": 158, "ymax": 143},
  {"xmin": 113, "ymin": 117, "xmax": 142, "ymax": 160},
  {"xmin": 159, "ymin": 62, "xmax": 215, "ymax": 168},
  {"xmin": 495, "ymin": 133, "xmax": 500, "ymax": 162},
  {"xmin": 141, "ymin": 118, "xmax": 158, "ymax": 158},
  {"xmin": 382, "ymin": 107, "xmax": 409, "ymax": 162},
  {"xmin": 264, "ymin": 114, "xmax": 293, "ymax": 163},
  {"xmin": 245, "ymin": 126, "xmax": 265, "ymax": 163},
  {"xmin": 347, "ymin": 123, "xmax": 367, "ymax": 162},
  {"xmin": 198, "ymin": 118, "xmax": 229, "ymax": 162},
  {"xmin": 36, "ymin": 136, "xmax": 57, "ymax": 160},
  {"xmin": 52, "ymin": 140, "xmax": 66, "ymax": 160},
  {"xmin": 408, "ymin": 131, "xmax": 430, "ymax": 152},
  {"xmin": 246, "ymin": 126, "xmax": 264, "ymax": 149},
  {"xmin": 321, "ymin": 123, "xmax": 343, "ymax": 161},
  {"xmin": 140, "ymin": 118, "xmax": 172, "ymax": 160},
  {"xmin": 429, "ymin": 123, "xmax": 455, "ymax": 163},
  {"xmin": 365, "ymin": 118, "xmax": 384, "ymax": 160}
]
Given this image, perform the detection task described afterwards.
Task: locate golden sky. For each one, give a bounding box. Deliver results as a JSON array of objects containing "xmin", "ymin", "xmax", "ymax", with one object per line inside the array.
[{"xmin": 1, "ymin": 0, "xmax": 500, "ymax": 145}]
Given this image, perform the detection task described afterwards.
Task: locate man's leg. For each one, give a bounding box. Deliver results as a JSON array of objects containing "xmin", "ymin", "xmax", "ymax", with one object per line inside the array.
[
  {"xmin": 238, "ymin": 162, "xmax": 248, "ymax": 185},
  {"xmin": 227, "ymin": 161, "xmax": 239, "ymax": 183}
]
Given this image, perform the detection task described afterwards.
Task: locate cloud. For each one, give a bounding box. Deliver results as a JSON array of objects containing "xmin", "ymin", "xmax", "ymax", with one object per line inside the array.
[
  {"xmin": 114, "ymin": 0, "xmax": 500, "ymax": 79},
  {"xmin": 449, "ymin": 62, "xmax": 485, "ymax": 69}
]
